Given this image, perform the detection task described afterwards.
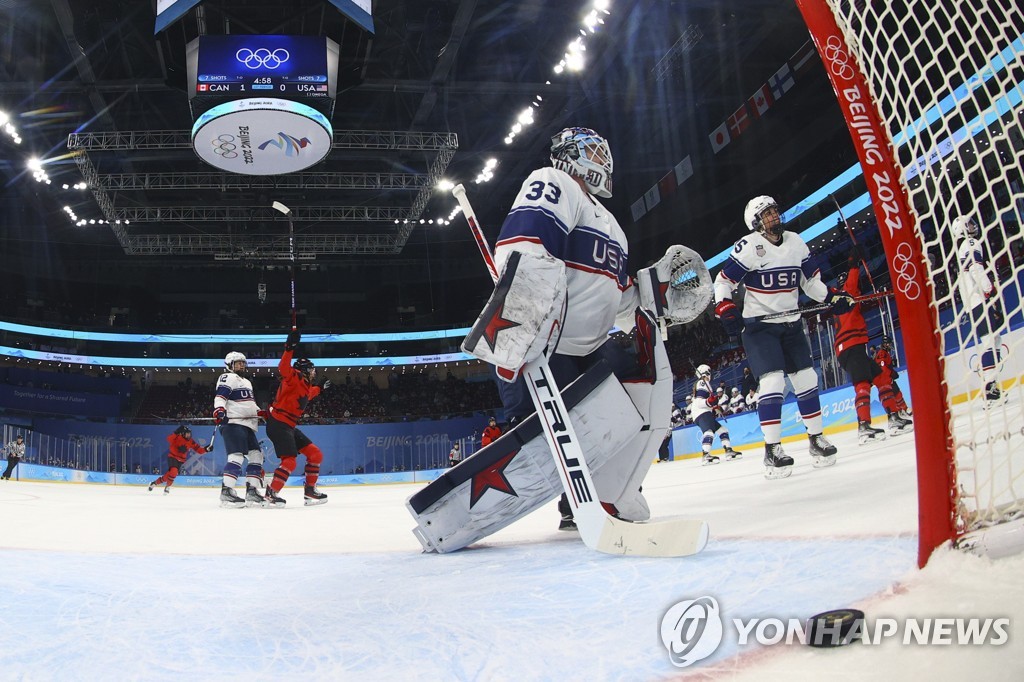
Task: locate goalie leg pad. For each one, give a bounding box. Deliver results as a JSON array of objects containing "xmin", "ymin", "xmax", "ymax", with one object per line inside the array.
[
  {"xmin": 406, "ymin": 360, "xmax": 644, "ymax": 553},
  {"xmin": 462, "ymin": 250, "xmax": 567, "ymax": 381}
]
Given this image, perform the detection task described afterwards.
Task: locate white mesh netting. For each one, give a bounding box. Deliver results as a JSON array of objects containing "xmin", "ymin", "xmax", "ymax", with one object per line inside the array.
[{"xmin": 824, "ymin": 0, "xmax": 1024, "ymax": 534}]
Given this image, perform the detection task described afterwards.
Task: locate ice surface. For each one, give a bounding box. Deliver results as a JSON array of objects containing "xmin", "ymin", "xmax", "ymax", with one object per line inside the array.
[{"xmin": 1, "ymin": 425, "xmax": 1022, "ymax": 680}]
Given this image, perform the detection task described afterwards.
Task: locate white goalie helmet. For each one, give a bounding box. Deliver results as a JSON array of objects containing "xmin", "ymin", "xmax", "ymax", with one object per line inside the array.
[
  {"xmin": 951, "ymin": 216, "xmax": 980, "ymax": 240},
  {"xmin": 744, "ymin": 195, "xmax": 782, "ymax": 236},
  {"xmin": 550, "ymin": 126, "xmax": 614, "ymax": 198},
  {"xmin": 224, "ymin": 351, "xmax": 247, "ymax": 373},
  {"xmin": 695, "ymin": 364, "xmax": 711, "ymax": 379}
]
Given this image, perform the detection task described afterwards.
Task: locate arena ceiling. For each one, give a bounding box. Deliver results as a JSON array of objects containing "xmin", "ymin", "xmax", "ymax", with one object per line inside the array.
[{"xmin": 0, "ymin": 0, "xmax": 838, "ymax": 329}]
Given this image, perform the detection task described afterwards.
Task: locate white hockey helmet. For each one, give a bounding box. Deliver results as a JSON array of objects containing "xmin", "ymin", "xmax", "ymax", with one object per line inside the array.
[
  {"xmin": 695, "ymin": 363, "xmax": 711, "ymax": 379},
  {"xmin": 550, "ymin": 127, "xmax": 613, "ymax": 198},
  {"xmin": 744, "ymin": 195, "xmax": 782, "ymax": 237},
  {"xmin": 224, "ymin": 351, "xmax": 247, "ymax": 373},
  {"xmin": 732, "ymin": 387, "xmax": 740, "ymax": 395},
  {"xmin": 951, "ymin": 216, "xmax": 980, "ymax": 240}
]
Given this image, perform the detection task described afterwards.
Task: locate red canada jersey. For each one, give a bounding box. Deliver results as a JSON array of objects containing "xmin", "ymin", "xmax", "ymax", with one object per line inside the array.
[
  {"xmin": 874, "ymin": 347, "xmax": 895, "ymax": 372},
  {"xmin": 833, "ymin": 266, "xmax": 869, "ymax": 355},
  {"xmin": 481, "ymin": 425, "xmax": 502, "ymax": 447},
  {"xmin": 269, "ymin": 349, "xmax": 321, "ymax": 428},
  {"xmin": 166, "ymin": 433, "xmax": 206, "ymax": 463}
]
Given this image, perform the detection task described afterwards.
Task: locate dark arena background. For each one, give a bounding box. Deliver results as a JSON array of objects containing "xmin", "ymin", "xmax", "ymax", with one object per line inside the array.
[{"xmin": 1, "ymin": 1, "xmax": 1023, "ymax": 678}]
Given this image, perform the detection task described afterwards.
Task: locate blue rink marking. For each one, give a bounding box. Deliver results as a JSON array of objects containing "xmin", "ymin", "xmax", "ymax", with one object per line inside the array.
[{"xmin": 0, "ymin": 536, "xmax": 916, "ymax": 680}]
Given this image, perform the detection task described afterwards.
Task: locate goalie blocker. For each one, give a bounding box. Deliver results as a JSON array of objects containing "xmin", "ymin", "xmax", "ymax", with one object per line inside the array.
[{"xmin": 407, "ymin": 308, "xmax": 674, "ymax": 553}]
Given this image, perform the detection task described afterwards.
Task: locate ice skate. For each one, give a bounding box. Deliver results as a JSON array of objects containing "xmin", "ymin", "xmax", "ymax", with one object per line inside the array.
[
  {"xmin": 763, "ymin": 443, "xmax": 794, "ymax": 479},
  {"xmin": 219, "ymin": 485, "xmax": 246, "ymax": 508},
  {"xmin": 887, "ymin": 412, "xmax": 913, "ymax": 436},
  {"xmin": 897, "ymin": 409, "xmax": 913, "ymax": 420},
  {"xmin": 245, "ymin": 484, "xmax": 267, "ymax": 508},
  {"xmin": 264, "ymin": 486, "xmax": 287, "ymax": 507},
  {"xmin": 723, "ymin": 447, "xmax": 742, "ymax": 460},
  {"xmin": 808, "ymin": 433, "xmax": 837, "ymax": 468},
  {"xmin": 304, "ymin": 486, "xmax": 328, "ymax": 506},
  {"xmin": 163, "ymin": 486, "xmax": 171, "ymax": 495},
  {"xmin": 148, "ymin": 481, "xmax": 157, "ymax": 492},
  {"xmin": 858, "ymin": 420, "xmax": 887, "ymax": 444},
  {"xmin": 984, "ymin": 381, "xmax": 1004, "ymax": 405},
  {"xmin": 558, "ymin": 514, "xmax": 578, "ymax": 531},
  {"xmin": 702, "ymin": 452, "xmax": 721, "ymax": 466}
]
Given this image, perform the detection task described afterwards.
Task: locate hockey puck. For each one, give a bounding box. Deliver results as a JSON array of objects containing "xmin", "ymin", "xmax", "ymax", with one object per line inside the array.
[{"xmin": 805, "ymin": 609, "xmax": 865, "ymax": 647}]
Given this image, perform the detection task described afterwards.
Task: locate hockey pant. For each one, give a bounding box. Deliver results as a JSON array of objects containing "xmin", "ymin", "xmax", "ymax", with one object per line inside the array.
[{"xmin": 406, "ymin": 329, "xmax": 671, "ymax": 553}]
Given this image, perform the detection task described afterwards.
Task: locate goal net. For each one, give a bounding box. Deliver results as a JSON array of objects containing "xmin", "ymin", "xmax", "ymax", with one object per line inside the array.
[{"xmin": 797, "ymin": 0, "xmax": 1024, "ymax": 565}]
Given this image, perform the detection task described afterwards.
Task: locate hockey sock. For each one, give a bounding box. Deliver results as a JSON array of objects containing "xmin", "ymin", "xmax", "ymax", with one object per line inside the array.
[
  {"xmin": 701, "ymin": 432, "xmax": 714, "ymax": 454},
  {"xmin": 981, "ymin": 341, "xmax": 1002, "ymax": 386},
  {"xmin": 222, "ymin": 454, "xmax": 244, "ymax": 487},
  {"xmin": 791, "ymin": 367, "xmax": 823, "ymax": 435},
  {"xmin": 244, "ymin": 463, "xmax": 264, "ymax": 489},
  {"xmin": 300, "ymin": 444, "xmax": 324, "ymax": 488},
  {"xmin": 165, "ymin": 466, "xmax": 179, "ymax": 486},
  {"xmin": 717, "ymin": 426, "xmax": 731, "ymax": 450},
  {"xmin": 270, "ymin": 456, "xmax": 297, "ymax": 493},
  {"xmin": 757, "ymin": 371, "xmax": 785, "ymax": 444},
  {"xmin": 854, "ymin": 381, "xmax": 872, "ymax": 422}
]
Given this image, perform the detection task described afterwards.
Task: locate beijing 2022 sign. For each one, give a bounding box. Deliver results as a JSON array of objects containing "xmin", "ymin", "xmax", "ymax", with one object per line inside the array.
[{"xmin": 191, "ymin": 97, "xmax": 333, "ymax": 175}]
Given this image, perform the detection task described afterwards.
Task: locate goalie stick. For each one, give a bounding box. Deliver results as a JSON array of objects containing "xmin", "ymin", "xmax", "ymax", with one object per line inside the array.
[{"xmin": 451, "ymin": 183, "xmax": 709, "ymax": 557}]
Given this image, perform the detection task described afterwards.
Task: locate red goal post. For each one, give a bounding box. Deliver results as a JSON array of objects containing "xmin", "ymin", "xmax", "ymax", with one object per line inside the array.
[{"xmin": 796, "ymin": 0, "xmax": 1024, "ymax": 567}]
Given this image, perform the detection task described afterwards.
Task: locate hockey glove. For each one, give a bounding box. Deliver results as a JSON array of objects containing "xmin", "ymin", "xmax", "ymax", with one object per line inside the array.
[
  {"xmin": 321, "ymin": 380, "xmax": 332, "ymax": 391},
  {"xmin": 213, "ymin": 407, "xmax": 227, "ymax": 425},
  {"xmin": 826, "ymin": 289, "xmax": 855, "ymax": 314},
  {"xmin": 714, "ymin": 299, "xmax": 742, "ymax": 336},
  {"xmin": 257, "ymin": 409, "xmax": 268, "ymax": 420},
  {"xmin": 285, "ymin": 329, "xmax": 301, "ymax": 351}
]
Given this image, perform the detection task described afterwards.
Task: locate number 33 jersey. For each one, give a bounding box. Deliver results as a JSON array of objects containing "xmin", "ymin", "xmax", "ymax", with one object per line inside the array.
[
  {"xmin": 493, "ymin": 166, "xmax": 637, "ymax": 356},
  {"xmin": 713, "ymin": 230, "xmax": 828, "ymax": 323}
]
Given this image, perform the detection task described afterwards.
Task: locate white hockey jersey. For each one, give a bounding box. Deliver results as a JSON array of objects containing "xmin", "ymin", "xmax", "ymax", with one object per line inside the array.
[
  {"xmin": 494, "ymin": 166, "xmax": 637, "ymax": 356},
  {"xmin": 214, "ymin": 372, "xmax": 259, "ymax": 432},
  {"xmin": 956, "ymin": 236, "xmax": 995, "ymax": 310},
  {"xmin": 690, "ymin": 378, "xmax": 718, "ymax": 420},
  {"xmin": 713, "ymin": 230, "xmax": 829, "ymax": 323},
  {"xmin": 730, "ymin": 392, "xmax": 745, "ymax": 412}
]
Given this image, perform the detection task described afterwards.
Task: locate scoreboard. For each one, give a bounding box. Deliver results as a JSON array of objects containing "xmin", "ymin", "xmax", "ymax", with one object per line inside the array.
[{"xmin": 187, "ymin": 35, "xmax": 339, "ymax": 101}]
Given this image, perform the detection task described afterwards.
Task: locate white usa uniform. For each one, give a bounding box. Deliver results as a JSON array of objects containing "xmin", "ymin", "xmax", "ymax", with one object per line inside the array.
[
  {"xmin": 956, "ymin": 237, "xmax": 995, "ymax": 310},
  {"xmin": 713, "ymin": 230, "xmax": 828, "ymax": 322},
  {"xmin": 690, "ymin": 378, "xmax": 717, "ymax": 420},
  {"xmin": 214, "ymin": 372, "xmax": 259, "ymax": 432},
  {"xmin": 494, "ymin": 166, "xmax": 637, "ymax": 356}
]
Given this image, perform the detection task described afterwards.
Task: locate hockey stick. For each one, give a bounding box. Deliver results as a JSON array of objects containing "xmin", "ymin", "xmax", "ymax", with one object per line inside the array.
[
  {"xmin": 452, "ymin": 183, "xmax": 709, "ymax": 557},
  {"xmin": 272, "ymin": 201, "xmax": 297, "ymax": 329},
  {"xmin": 753, "ymin": 289, "xmax": 895, "ymax": 321},
  {"xmin": 831, "ymin": 194, "xmax": 878, "ymax": 293}
]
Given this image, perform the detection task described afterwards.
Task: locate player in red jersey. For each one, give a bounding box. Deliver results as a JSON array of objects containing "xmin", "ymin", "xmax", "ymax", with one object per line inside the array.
[
  {"xmin": 263, "ymin": 329, "xmax": 330, "ymax": 506},
  {"xmin": 149, "ymin": 425, "xmax": 210, "ymax": 494},
  {"xmin": 873, "ymin": 337, "xmax": 910, "ymax": 416},
  {"xmin": 833, "ymin": 247, "xmax": 912, "ymax": 443},
  {"xmin": 480, "ymin": 416, "xmax": 502, "ymax": 448}
]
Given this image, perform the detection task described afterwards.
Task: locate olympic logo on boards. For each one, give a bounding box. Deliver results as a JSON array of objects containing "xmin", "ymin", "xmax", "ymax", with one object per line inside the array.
[
  {"xmin": 236, "ymin": 47, "xmax": 290, "ymax": 69},
  {"xmin": 211, "ymin": 133, "xmax": 238, "ymax": 159},
  {"xmin": 823, "ymin": 35, "xmax": 856, "ymax": 81},
  {"xmin": 892, "ymin": 242, "xmax": 922, "ymax": 301}
]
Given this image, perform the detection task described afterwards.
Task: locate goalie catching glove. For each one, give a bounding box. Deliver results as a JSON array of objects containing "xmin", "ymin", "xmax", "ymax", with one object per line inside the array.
[
  {"xmin": 636, "ymin": 244, "xmax": 714, "ymax": 327},
  {"xmin": 462, "ymin": 250, "xmax": 567, "ymax": 383}
]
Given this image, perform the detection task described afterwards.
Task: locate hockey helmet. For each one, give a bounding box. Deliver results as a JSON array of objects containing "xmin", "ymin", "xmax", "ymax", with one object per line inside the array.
[
  {"xmin": 174, "ymin": 424, "xmax": 191, "ymax": 437},
  {"xmin": 695, "ymin": 364, "xmax": 711, "ymax": 379},
  {"xmin": 880, "ymin": 336, "xmax": 893, "ymax": 350},
  {"xmin": 15, "ymin": 434, "xmax": 23, "ymax": 441},
  {"xmin": 744, "ymin": 195, "xmax": 782, "ymax": 238},
  {"xmin": 293, "ymin": 357, "xmax": 316, "ymax": 379},
  {"xmin": 224, "ymin": 351, "xmax": 247, "ymax": 373},
  {"xmin": 951, "ymin": 216, "xmax": 980, "ymax": 240},
  {"xmin": 550, "ymin": 127, "xmax": 613, "ymax": 198},
  {"xmin": 732, "ymin": 387, "xmax": 740, "ymax": 395}
]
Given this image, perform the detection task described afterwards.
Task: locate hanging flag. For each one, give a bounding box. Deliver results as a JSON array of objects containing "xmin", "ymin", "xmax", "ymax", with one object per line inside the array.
[
  {"xmin": 631, "ymin": 197, "xmax": 647, "ymax": 222},
  {"xmin": 658, "ymin": 171, "xmax": 676, "ymax": 199},
  {"xmin": 709, "ymin": 122, "xmax": 731, "ymax": 153},
  {"xmin": 674, "ymin": 156, "xmax": 693, "ymax": 185},
  {"xmin": 790, "ymin": 40, "xmax": 818, "ymax": 77},
  {"xmin": 769, "ymin": 63, "xmax": 795, "ymax": 101},
  {"xmin": 727, "ymin": 104, "xmax": 751, "ymax": 137},
  {"xmin": 748, "ymin": 83, "xmax": 774, "ymax": 118},
  {"xmin": 644, "ymin": 184, "xmax": 661, "ymax": 211}
]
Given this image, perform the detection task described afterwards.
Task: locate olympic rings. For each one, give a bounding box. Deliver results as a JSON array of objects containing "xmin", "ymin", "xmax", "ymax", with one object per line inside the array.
[
  {"xmin": 211, "ymin": 133, "xmax": 238, "ymax": 159},
  {"xmin": 823, "ymin": 35, "xmax": 856, "ymax": 81},
  {"xmin": 892, "ymin": 242, "xmax": 922, "ymax": 301},
  {"xmin": 236, "ymin": 47, "xmax": 290, "ymax": 69}
]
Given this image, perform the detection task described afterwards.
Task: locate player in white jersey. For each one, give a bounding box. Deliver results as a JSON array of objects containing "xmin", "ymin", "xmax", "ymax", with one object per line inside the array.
[
  {"xmin": 953, "ymin": 216, "xmax": 1004, "ymax": 402},
  {"xmin": 713, "ymin": 195, "xmax": 853, "ymax": 478},
  {"xmin": 729, "ymin": 387, "xmax": 746, "ymax": 413},
  {"xmin": 691, "ymin": 364, "xmax": 740, "ymax": 464},
  {"xmin": 214, "ymin": 351, "xmax": 267, "ymax": 507}
]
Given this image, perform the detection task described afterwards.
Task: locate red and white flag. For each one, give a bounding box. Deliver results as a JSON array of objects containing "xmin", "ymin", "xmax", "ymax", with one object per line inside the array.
[
  {"xmin": 727, "ymin": 104, "xmax": 751, "ymax": 138},
  {"xmin": 708, "ymin": 122, "xmax": 731, "ymax": 154},
  {"xmin": 747, "ymin": 84, "xmax": 774, "ymax": 118}
]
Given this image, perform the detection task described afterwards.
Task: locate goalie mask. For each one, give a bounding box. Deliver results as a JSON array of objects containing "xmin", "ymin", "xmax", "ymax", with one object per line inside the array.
[
  {"xmin": 550, "ymin": 126, "xmax": 613, "ymax": 198},
  {"xmin": 951, "ymin": 216, "xmax": 980, "ymax": 240},
  {"xmin": 744, "ymin": 195, "xmax": 783, "ymax": 241},
  {"xmin": 224, "ymin": 351, "xmax": 247, "ymax": 374}
]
